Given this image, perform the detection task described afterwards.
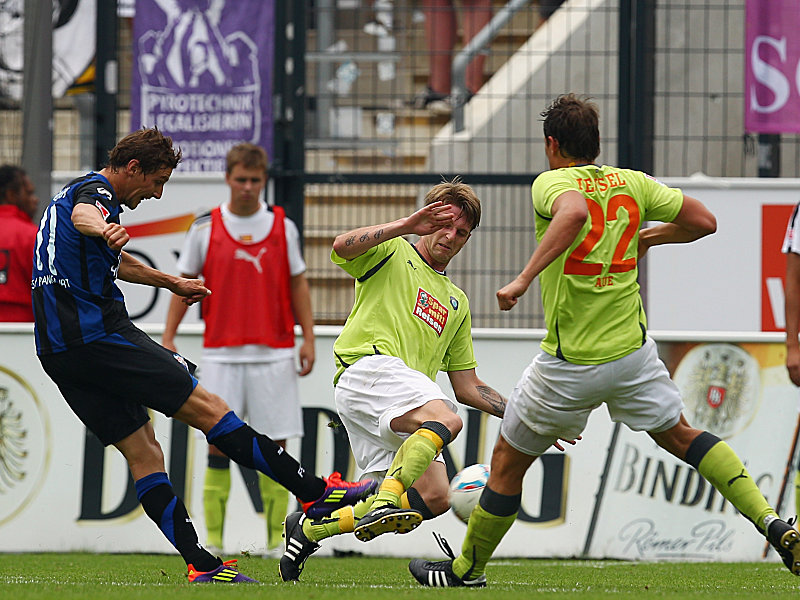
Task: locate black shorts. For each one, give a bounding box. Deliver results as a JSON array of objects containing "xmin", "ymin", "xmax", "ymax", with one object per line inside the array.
[{"xmin": 39, "ymin": 324, "xmax": 198, "ymax": 446}]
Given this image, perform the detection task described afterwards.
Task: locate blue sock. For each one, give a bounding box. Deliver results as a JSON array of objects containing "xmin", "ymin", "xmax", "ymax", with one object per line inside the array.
[
  {"xmin": 207, "ymin": 411, "xmax": 325, "ymax": 501},
  {"xmin": 135, "ymin": 472, "xmax": 219, "ymax": 571}
]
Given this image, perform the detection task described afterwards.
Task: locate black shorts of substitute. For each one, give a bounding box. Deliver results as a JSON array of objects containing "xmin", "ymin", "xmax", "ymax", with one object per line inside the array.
[{"xmin": 39, "ymin": 325, "xmax": 198, "ymax": 446}]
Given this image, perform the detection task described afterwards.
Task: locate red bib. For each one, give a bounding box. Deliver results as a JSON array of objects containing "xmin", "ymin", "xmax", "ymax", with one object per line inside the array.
[{"xmin": 201, "ymin": 205, "xmax": 295, "ymax": 348}]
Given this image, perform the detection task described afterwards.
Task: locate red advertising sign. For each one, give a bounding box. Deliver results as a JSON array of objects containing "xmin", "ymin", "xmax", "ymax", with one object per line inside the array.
[{"xmin": 761, "ymin": 204, "xmax": 794, "ymax": 331}]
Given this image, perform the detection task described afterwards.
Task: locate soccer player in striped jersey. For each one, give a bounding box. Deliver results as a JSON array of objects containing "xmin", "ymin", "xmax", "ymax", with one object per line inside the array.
[
  {"xmin": 408, "ymin": 94, "xmax": 800, "ymax": 587},
  {"xmin": 31, "ymin": 128, "xmax": 376, "ymax": 583}
]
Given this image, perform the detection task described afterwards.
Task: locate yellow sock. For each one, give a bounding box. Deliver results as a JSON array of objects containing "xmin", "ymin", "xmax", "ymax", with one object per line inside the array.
[
  {"xmin": 259, "ymin": 473, "xmax": 289, "ymax": 550},
  {"xmin": 697, "ymin": 440, "xmax": 777, "ymax": 532},
  {"xmin": 203, "ymin": 465, "xmax": 230, "ymax": 550},
  {"xmin": 452, "ymin": 504, "xmax": 516, "ymax": 580},
  {"xmin": 374, "ymin": 427, "xmax": 445, "ymax": 508}
]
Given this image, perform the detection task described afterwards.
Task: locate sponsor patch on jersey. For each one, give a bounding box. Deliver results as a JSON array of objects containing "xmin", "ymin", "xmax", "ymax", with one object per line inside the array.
[
  {"xmin": 450, "ymin": 296, "xmax": 459, "ymax": 310},
  {"xmin": 173, "ymin": 353, "xmax": 189, "ymax": 371},
  {"xmin": 413, "ymin": 288, "xmax": 448, "ymax": 336},
  {"xmin": 97, "ymin": 187, "xmax": 113, "ymax": 201},
  {"xmin": 95, "ymin": 200, "xmax": 110, "ymax": 220}
]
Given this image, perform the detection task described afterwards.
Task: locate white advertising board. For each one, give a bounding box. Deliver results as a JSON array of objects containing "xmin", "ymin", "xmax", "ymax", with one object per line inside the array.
[
  {"xmin": 0, "ymin": 324, "xmax": 794, "ymax": 566},
  {"xmin": 649, "ymin": 177, "xmax": 800, "ymax": 332}
]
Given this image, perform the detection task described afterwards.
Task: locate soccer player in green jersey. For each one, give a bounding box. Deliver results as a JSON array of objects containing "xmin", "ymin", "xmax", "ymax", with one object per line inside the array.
[
  {"xmin": 408, "ymin": 94, "xmax": 800, "ymax": 587},
  {"xmin": 280, "ymin": 180, "xmax": 574, "ymax": 581}
]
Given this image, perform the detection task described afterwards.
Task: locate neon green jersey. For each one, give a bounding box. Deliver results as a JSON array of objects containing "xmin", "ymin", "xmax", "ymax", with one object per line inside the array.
[
  {"xmin": 533, "ymin": 165, "xmax": 683, "ymax": 364},
  {"xmin": 332, "ymin": 237, "xmax": 477, "ymax": 384}
]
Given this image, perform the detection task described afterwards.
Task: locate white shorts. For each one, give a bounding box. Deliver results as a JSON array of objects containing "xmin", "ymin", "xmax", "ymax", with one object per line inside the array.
[
  {"xmin": 334, "ymin": 355, "xmax": 456, "ymax": 476},
  {"xmin": 501, "ymin": 337, "xmax": 684, "ymax": 456},
  {"xmin": 200, "ymin": 358, "xmax": 303, "ymax": 440}
]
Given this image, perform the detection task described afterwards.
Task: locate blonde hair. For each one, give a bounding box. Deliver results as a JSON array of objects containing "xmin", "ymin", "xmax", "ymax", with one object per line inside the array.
[{"xmin": 424, "ymin": 177, "xmax": 481, "ymax": 230}]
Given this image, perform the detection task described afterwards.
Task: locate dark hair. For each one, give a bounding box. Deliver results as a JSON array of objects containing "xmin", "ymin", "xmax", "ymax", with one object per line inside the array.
[
  {"xmin": 0, "ymin": 165, "xmax": 26, "ymax": 204},
  {"xmin": 226, "ymin": 142, "xmax": 268, "ymax": 174},
  {"xmin": 424, "ymin": 176, "xmax": 481, "ymax": 230},
  {"xmin": 107, "ymin": 128, "xmax": 182, "ymax": 174},
  {"xmin": 541, "ymin": 94, "xmax": 600, "ymax": 162}
]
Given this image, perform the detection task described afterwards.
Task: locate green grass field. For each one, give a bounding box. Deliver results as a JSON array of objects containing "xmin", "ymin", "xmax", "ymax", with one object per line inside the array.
[{"xmin": 1, "ymin": 554, "xmax": 799, "ymax": 599}]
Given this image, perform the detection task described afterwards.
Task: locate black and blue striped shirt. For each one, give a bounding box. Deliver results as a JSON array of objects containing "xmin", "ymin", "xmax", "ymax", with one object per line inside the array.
[{"xmin": 32, "ymin": 172, "xmax": 130, "ymax": 355}]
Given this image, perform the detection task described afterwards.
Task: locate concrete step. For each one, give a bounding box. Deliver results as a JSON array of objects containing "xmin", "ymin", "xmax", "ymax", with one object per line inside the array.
[{"xmin": 304, "ymin": 183, "xmax": 418, "ymax": 236}]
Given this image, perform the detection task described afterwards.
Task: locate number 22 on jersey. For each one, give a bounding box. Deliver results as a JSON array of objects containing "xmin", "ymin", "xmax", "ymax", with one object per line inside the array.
[{"xmin": 563, "ymin": 194, "xmax": 641, "ymax": 276}]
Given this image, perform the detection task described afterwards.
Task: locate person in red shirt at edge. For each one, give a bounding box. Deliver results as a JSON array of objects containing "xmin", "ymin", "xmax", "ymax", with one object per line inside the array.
[{"xmin": 0, "ymin": 165, "xmax": 39, "ymax": 322}]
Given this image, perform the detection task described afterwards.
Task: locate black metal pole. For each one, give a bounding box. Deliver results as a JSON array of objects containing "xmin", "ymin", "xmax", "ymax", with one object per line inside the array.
[
  {"xmin": 22, "ymin": 0, "xmax": 52, "ymax": 217},
  {"xmin": 95, "ymin": 2, "xmax": 118, "ymax": 169},
  {"xmin": 272, "ymin": 1, "xmax": 307, "ymax": 243},
  {"xmin": 618, "ymin": 0, "xmax": 655, "ymax": 311},
  {"xmin": 617, "ymin": 0, "xmax": 654, "ymax": 173}
]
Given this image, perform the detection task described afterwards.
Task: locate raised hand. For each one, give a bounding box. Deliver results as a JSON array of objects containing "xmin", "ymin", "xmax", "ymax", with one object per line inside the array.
[
  {"xmin": 102, "ymin": 223, "xmax": 130, "ymax": 252},
  {"xmin": 404, "ymin": 201, "xmax": 458, "ymax": 236},
  {"xmin": 172, "ymin": 278, "xmax": 211, "ymax": 306},
  {"xmin": 497, "ymin": 277, "xmax": 530, "ymax": 311}
]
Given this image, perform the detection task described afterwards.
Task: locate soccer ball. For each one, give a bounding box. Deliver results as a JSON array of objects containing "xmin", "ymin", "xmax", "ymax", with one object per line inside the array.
[{"xmin": 448, "ymin": 463, "xmax": 490, "ymax": 523}]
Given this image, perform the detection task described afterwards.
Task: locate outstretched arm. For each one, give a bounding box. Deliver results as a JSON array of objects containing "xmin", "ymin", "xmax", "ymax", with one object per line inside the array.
[
  {"xmin": 638, "ymin": 194, "xmax": 716, "ymax": 258},
  {"xmin": 118, "ymin": 252, "xmax": 210, "ymax": 305},
  {"xmin": 162, "ymin": 274, "xmax": 196, "ymax": 351},
  {"xmin": 447, "ymin": 368, "xmax": 581, "ymax": 451},
  {"xmin": 448, "ymin": 368, "xmax": 506, "ymax": 418},
  {"xmin": 332, "ymin": 200, "xmax": 458, "ymax": 260},
  {"xmin": 497, "ymin": 190, "xmax": 588, "ymax": 311}
]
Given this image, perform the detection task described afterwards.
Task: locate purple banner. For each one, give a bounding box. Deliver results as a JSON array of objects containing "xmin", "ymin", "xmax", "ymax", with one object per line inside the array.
[
  {"xmin": 131, "ymin": 0, "xmax": 274, "ymax": 171},
  {"xmin": 745, "ymin": 0, "xmax": 800, "ymax": 133}
]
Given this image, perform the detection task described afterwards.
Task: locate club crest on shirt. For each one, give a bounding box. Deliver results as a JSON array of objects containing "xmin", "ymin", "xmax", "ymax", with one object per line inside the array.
[
  {"xmin": 413, "ymin": 288, "xmax": 448, "ymax": 336},
  {"xmin": 95, "ymin": 200, "xmax": 110, "ymax": 220}
]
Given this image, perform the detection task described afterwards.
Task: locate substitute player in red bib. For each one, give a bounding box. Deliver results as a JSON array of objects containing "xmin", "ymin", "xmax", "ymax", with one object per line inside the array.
[
  {"xmin": 408, "ymin": 94, "xmax": 800, "ymax": 587},
  {"xmin": 164, "ymin": 143, "xmax": 315, "ymax": 558}
]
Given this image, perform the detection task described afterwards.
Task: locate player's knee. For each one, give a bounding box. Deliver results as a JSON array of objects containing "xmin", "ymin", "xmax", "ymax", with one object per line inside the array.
[
  {"xmin": 121, "ymin": 438, "xmax": 165, "ymax": 474},
  {"xmin": 420, "ymin": 415, "xmax": 462, "ymax": 444},
  {"xmin": 442, "ymin": 413, "xmax": 462, "ymax": 439},
  {"xmin": 423, "ymin": 485, "xmax": 451, "ymax": 516},
  {"xmin": 178, "ymin": 385, "xmax": 232, "ymax": 431}
]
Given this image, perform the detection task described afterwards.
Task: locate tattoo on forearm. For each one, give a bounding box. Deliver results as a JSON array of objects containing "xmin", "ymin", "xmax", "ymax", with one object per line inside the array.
[
  {"xmin": 374, "ymin": 228, "xmax": 384, "ymax": 240},
  {"xmin": 360, "ymin": 232, "xmax": 370, "ymax": 242},
  {"xmin": 477, "ymin": 386, "xmax": 506, "ymax": 417},
  {"xmin": 345, "ymin": 235, "xmax": 356, "ymax": 246}
]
